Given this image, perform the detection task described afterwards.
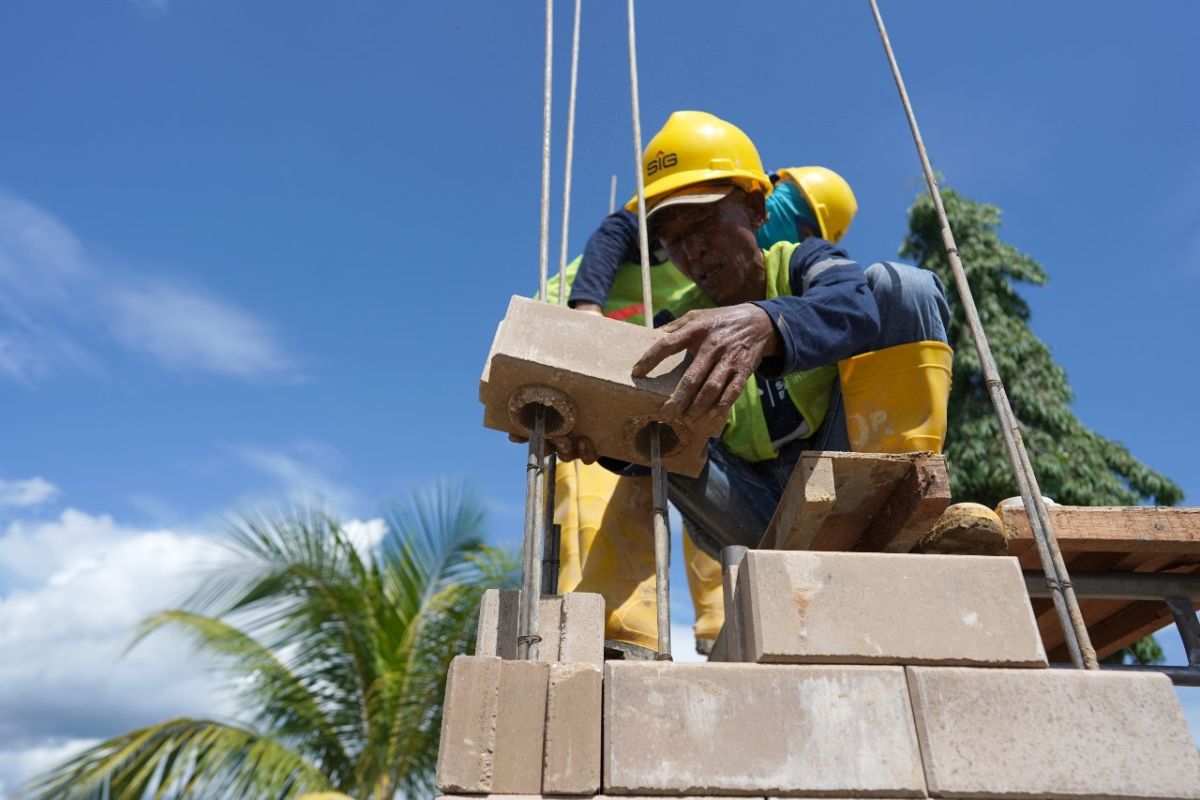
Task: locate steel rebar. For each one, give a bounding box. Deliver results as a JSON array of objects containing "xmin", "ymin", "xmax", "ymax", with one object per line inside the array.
[
  {"xmin": 651, "ymin": 423, "xmax": 672, "ymax": 660},
  {"xmin": 517, "ymin": 407, "xmax": 547, "ymax": 660},
  {"xmin": 866, "ymin": 0, "xmax": 1097, "ymax": 669}
]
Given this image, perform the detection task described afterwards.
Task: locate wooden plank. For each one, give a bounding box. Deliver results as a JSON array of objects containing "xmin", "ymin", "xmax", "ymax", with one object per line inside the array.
[
  {"xmin": 760, "ymin": 455, "xmax": 836, "ymax": 550},
  {"xmin": 1000, "ymin": 506, "xmax": 1200, "ymax": 553},
  {"xmin": 855, "ymin": 454, "xmax": 951, "ymax": 553},
  {"xmin": 763, "ymin": 451, "xmax": 947, "ymax": 552}
]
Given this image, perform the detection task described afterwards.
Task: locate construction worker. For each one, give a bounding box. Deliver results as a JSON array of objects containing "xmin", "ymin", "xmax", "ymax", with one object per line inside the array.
[
  {"xmin": 548, "ymin": 110, "xmax": 962, "ymax": 558},
  {"xmin": 548, "ymin": 166, "xmax": 858, "ymax": 655}
]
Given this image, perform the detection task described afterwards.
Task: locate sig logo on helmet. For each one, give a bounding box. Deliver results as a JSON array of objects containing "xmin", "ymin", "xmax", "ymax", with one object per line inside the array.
[{"xmin": 646, "ymin": 150, "xmax": 678, "ymax": 176}]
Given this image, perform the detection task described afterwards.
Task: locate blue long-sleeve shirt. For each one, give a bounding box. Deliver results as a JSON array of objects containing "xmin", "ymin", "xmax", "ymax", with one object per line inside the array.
[
  {"xmin": 569, "ymin": 210, "xmax": 665, "ymax": 308},
  {"xmin": 751, "ymin": 237, "xmax": 880, "ymax": 378}
]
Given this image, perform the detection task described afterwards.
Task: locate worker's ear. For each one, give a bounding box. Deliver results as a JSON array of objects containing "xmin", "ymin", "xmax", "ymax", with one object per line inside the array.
[{"xmin": 745, "ymin": 190, "xmax": 767, "ymax": 229}]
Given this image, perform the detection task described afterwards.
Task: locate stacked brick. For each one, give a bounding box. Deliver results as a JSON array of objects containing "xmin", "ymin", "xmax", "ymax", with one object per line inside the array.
[{"xmin": 438, "ymin": 554, "xmax": 1200, "ymax": 800}]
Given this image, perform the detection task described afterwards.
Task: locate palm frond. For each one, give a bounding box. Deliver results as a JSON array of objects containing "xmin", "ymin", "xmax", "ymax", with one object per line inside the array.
[
  {"xmin": 22, "ymin": 718, "xmax": 330, "ymax": 800},
  {"xmin": 132, "ymin": 610, "xmax": 353, "ymax": 783}
]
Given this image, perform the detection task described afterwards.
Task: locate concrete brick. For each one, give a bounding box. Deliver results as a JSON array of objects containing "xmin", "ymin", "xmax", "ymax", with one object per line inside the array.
[
  {"xmin": 603, "ymin": 661, "xmax": 926, "ymax": 797},
  {"xmin": 436, "ymin": 655, "xmax": 501, "ymax": 793},
  {"xmin": 907, "ymin": 666, "xmax": 1200, "ymax": 799},
  {"xmin": 480, "ymin": 295, "xmax": 723, "ymax": 477},
  {"xmin": 543, "ymin": 663, "xmax": 602, "ymax": 795},
  {"xmin": 559, "ymin": 592, "xmax": 605, "ymax": 666},
  {"xmin": 491, "ymin": 660, "xmax": 549, "ymax": 794},
  {"xmin": 475, "ymin": 588, "xmax": 604, "ymax": 667},
  {"xmin": 435, "ymin": 656, "xmax": 549, "ymax": 795},
  {"xmin": 736, "ymin": 551, "xmax": 1047, "ymax": 667}
]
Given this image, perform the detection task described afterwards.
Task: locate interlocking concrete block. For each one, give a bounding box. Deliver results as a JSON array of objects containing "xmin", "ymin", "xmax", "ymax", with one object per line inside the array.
[
  {"xmin": 907, "ymin": 666, "xmax": 1200, "ymax": 799},
  {"xmin": 480, "ymin": 295, "xmax": 723, "ymax": 477},
  {"xmin": 543, "ymin": 663, "xmax": 602, "ymax": 795},
  {"xmin": 475, "ymin": 589, "xmax": 604, "ymax": 667},
  {"xmin": 491, "ymin": 659, "xmax": 549, "ymax": 794},
  {"xmin": 559, "ymin": 592, "xmax": 605, "ymax": 665},
  {"xmin": 436, "ymin": 655, "xmax": 502, "ymax": 793},
  {"xmin": 736, "ymin": 551, "xmax": 1047, "ymax": 667},
  {"xmin": 603, "ymin": 661, "xmax": 926, "ymax": 797},
  {"xmin": 435, "ymin": 655, "xmax": 549, "ymax": 794}
]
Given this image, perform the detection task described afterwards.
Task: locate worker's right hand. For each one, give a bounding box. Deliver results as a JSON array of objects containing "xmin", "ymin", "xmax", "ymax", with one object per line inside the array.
[
  {"xmin": 507, "ymin": 432, "xmax": 598, "ymax": 464},
  {"xmin": 632, "ymin": 304, "xmax": 780, "ymax": 423}
]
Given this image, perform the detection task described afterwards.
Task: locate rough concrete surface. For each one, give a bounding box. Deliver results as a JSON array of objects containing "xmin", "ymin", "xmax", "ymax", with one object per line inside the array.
[
  {"xmin": 436, "ymin": 655, "xmax": 502, "ymax": 793},
  {"xmin": 475, "ymin": 589, "xmax": 604, "ymax": 667},
  {"xmin": 907, "ymin": 666, "xmax": 1200, "ymax": 799},
  {"xmin": 435, "ymin": 655, "xmax": 550, "ymax": 795},
  {"xmin": 491, "ymin": 659, "xmax": 550, "ymax": 794},
  {"xmin": 543, "ymin": 663, "xmax": 602, "ymax": 795},
  {"xmin": 736, "ymin": 551, "xmax": 1047, "ymax": 667},
  {"xmin": 480, "ymin": 295, "xmax": 723, "ymax": 477},
  {"xmin": 603, "ymin": 661, "xmax": 927, "ymax": 797}
]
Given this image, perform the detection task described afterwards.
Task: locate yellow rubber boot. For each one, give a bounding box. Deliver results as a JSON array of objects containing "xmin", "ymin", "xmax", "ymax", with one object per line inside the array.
[
  {"xmin": 917, "ymin": 501, "xmax": 1009, "ymax": 555},
  {"xmin": 554, "ymin": 460, "xmax": 660, "ymax": 653},
  {"xmin": 838, "ymin": 340, "xmax": 952, "ymax": 453},
  {"xmin": 684, "ymin": 531, "xmax": 725, "ymax": 655}
]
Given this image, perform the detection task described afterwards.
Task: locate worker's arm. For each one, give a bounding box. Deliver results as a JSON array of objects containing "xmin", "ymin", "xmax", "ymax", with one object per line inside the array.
[
  {"xmin": 752, "ymin": 238, "xmax": 880, "ymax": 376},
  {"xmin": 633, "ymin": 239, "xmax": 879, "ymax": 422},
  {"xmin": 568, "ymin": 210, "xmax": 641, "ymax": 310}
]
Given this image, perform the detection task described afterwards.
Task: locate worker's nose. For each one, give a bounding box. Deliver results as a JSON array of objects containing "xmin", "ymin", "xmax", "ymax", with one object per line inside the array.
[{"xmin": 680, "ymin": 232, "xmax": 706, "ymax": 262}]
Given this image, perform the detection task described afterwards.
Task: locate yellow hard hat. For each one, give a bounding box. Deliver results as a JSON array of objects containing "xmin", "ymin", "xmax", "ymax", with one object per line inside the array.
[
  {"xmin": 626, "ymin": 111, "xmax": 773, "ymax": 213},
  {"xmin": 776, "ymin": 166, "xmax": 858, "ymax": 243}
]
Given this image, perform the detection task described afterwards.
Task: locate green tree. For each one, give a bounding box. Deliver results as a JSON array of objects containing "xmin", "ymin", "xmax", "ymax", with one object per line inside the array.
[
  {"xmin": 901, "ymin": 187, "xmax": 1182, "ymax": 509},
  {"xmin": 901, "ymin": 187, "xmax": 1181, "ymax": 666},
  {"xmin": 24, "ymin": 487, "xmax": 517, "ymax": 800}
]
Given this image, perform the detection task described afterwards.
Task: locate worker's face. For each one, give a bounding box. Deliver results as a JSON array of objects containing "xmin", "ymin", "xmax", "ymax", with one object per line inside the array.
[{"xmin": 653, "ymin": 189, "xmax": 766, "ymax": 306}]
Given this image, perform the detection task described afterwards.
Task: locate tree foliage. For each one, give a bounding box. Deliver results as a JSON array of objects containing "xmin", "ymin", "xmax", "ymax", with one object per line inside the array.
[
  {"xmin": 901, "ymin": 187, "xmax": 1182, "ymax": 508},
  {"xmin": 24, "ymin": 486, "xmax": 518, "ymax": 800}
]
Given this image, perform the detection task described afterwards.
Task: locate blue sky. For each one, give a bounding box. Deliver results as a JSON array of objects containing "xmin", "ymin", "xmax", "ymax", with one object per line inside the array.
[{"xmin": 2, "ymin": 0, "xmax": 1199, "ymax": 791}]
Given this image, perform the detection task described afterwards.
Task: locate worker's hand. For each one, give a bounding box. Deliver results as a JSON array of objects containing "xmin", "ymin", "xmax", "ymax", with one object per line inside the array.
[
  {"xmin": 507, "ymin": 432, "xmax": 598, "ymax": 464},
  {"xmin": 573, "ymin": 302, "xmax": 604, "ymax": 316},
  {"xmin": 631, "ymin": 304, "xmax": 781, "ymax": 423}
]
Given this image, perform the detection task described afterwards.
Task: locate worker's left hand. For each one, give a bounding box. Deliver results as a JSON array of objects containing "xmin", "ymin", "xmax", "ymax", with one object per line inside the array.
[
  {"xmin": 507, "ymin": 432, "xmax": 598, "ymax": 464},
  {"xmin": 631, "ymin": 304, "xmax": 781, "ymax": 423}
]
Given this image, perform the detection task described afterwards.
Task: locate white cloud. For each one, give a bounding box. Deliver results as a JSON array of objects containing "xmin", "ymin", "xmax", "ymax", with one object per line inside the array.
[
  {"xmin": 0, "ymin": 189, "xmax": 295, "ymax": 382},
  {"xmin": 0, "ymin": 477, "xmax": 58, "ymax": 510},
  {"xmin": 228, "ymin": 440, "xmax": 357, "ymax": 512},
  {"xmin": 106, "ymin": 280, "xmax": 295, "ymax": 379},
  {"xmin": 0, "ymin": 508, "xmax": 232, "ymax": 794},
  {"xmin": 0, "ymin": 494, "xmax": 396, "ymax": 795}
]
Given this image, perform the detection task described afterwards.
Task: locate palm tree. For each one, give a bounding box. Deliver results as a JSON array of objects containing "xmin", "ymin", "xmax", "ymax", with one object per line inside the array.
[{"xmin": 24, "ymin": 486, "xmax": 517, "ymax": 799}]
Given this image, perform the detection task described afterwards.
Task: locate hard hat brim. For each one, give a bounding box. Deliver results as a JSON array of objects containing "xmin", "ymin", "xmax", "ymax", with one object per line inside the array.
[
  {"xmin": 644, "ymin": 185, "xmax": 735, "ymax": 219},
  {"xmin": 624, "ymin": 169, "xmax": 772, "ymax": 213}
]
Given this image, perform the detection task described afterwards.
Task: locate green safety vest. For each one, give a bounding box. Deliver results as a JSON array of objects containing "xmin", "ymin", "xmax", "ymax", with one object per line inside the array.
[
  {"xmin": 546, "ymin": 241, "xmax": 836, "ymax": 464},
  {"xmin": 718, "ymin": 242, "xmax": 838, "ymax": 462},
  {"xmin": 547, "ymin": 256, "xmax": 714, "ymax": 324}
]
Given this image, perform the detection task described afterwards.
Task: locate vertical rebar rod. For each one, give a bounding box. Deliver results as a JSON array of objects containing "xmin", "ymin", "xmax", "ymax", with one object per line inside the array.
[
  {"xmin": 536, "ymin": 0, "xmax": 553, "ymax": 302},
  {"xmin": 650, "ymin": 423, "xmax": 672, "ymax": 660},
  {"xmin": 866, "ymin": 0, "xmax": 1097, "ymax": 669},
  {"xmin": 626, "ymin": 0, "xmax": 671, "ymax": 658},
  {"xmin": 517, "ymin": 407, "xmax": 547, "ymax": 660},
  {"xmin": 556, "ymin": 0, "xmax": 582, "ymax": 308},
  {"xmin": 543, "ymin": 523, "xmax": 561, "ymax": 597},
  {"xmin": 625, "ymin": 0, "xmax": 654, "ymax": 329}
]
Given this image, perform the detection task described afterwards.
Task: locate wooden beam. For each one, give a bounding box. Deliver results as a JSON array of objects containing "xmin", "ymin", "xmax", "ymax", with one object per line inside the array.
[
  {"xmin": 1000, "ymin": 506, "xmax": 1200, "ymax": 554},
  {"xmin": 763, "ymin": 451, "xmax": 948, "ymax": 552}
]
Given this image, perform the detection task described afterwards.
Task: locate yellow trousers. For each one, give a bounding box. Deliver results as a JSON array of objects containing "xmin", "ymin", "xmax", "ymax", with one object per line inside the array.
[{"xmin": 554, "ymin": 460, "xmax": 723, "ymax": 651}]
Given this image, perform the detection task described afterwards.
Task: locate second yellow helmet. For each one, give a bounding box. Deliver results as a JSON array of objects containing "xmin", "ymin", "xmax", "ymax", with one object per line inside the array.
[{"xmin": 775, "ymin": 166, "xmax": 858, "ymax": 244}]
